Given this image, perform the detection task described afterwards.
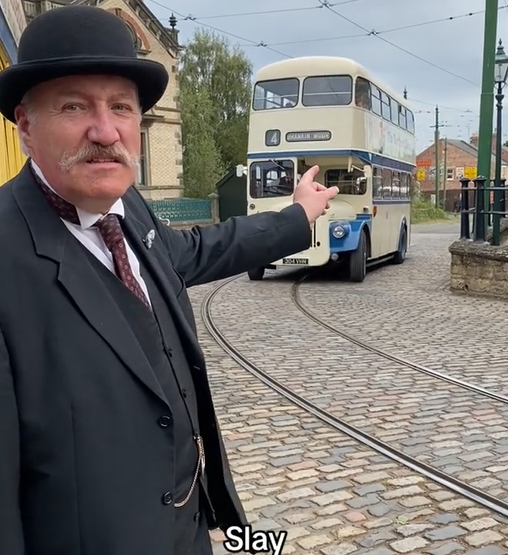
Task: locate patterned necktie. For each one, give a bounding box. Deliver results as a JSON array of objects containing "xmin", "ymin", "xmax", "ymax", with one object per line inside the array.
[{"xmin": 32, "ymin": 169, "xmax": 151, "ymax": 309}]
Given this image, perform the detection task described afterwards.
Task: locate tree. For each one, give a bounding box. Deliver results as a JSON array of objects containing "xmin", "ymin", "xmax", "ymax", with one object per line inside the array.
[
  {"xmin": 180, "ymin": 86, "xmax": 224, "ymax": 198},
  {"xmin": 179, "ymin": 28, "xmax": 253, "ymax": 196}
]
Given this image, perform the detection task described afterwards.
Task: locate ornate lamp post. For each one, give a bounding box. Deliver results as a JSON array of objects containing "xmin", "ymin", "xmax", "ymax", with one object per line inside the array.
[{"xmin": 493, "ymin": 39, "xmax": 508, "ymax": 245}]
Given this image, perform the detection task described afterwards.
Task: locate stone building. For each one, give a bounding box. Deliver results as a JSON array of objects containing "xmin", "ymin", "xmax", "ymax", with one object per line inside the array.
[
  {"xmin": 22, "ymin": 0, "xmax": 184, "ymax": 199},
  {"xmin": 0, "ymin": 0, "xmax": 27, "ymax": 185},
  {"xmin": 416, "ymin": 135, "xmax": 508, "ymax": 211}
]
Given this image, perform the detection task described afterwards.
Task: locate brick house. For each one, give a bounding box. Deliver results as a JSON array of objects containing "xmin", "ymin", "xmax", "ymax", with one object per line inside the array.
[
  {"xmin": 22, "ymin": 0, "xmax": 184, "ymax": 199},
  {"xmin": 416, "ymin": 134, "xmax": 508, "ymax": 211}
]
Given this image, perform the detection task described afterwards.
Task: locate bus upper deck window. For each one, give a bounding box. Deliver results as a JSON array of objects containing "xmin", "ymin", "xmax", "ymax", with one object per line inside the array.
[
  {"xmin": 302, "ymin": 75, "xmax": 352, "ymax": 106},
  {"xmin": 253, "ymin": 78, "xmax": 299, "ymax": 110},
  {"xmin": 355, "ymin": 77, "xmax": 371, "ymax": 110}
]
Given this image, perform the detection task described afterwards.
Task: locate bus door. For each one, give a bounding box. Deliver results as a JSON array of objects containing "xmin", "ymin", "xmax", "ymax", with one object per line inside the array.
[{"xmin": 371, "ymin": 167, "xmax": 393, "ymax": 257}]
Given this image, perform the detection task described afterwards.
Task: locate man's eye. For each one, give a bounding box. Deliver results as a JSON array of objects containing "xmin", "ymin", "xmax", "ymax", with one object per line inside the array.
[{"xmin": 63, "ymin": 104, "xmax": 81, "ymax": 111}]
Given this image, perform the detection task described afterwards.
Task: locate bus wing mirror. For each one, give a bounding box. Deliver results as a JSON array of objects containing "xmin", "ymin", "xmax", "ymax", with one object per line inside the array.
[{"xmin": 236, "ymin": 165, "xmax": 247, "ymax": 178}]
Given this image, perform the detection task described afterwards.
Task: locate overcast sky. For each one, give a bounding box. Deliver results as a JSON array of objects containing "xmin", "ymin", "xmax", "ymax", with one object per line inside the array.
[{"xmin": 146, "ymin": 0, "xmax": 508, "ymax": 154}]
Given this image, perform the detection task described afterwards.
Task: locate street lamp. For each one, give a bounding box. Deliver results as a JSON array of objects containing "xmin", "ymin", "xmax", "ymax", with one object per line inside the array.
[{"xmin": 493, "ymin": 39, "xmax": 508, "ymax": 245}]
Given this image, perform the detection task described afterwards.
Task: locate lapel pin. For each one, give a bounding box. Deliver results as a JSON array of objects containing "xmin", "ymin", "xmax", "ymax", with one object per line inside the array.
[{"xmin": 143, "ymin": 229, "xmax": 155, "ymax": 249}]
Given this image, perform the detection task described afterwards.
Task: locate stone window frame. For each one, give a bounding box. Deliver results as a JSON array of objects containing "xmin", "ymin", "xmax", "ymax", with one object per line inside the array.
[{"xmin": 137, "ymin": 128, "xmax": 151, "ymax": 187}]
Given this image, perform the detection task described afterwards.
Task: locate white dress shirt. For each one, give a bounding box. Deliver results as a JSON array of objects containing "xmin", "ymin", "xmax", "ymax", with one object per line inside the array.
[{"xmin": 31, "ymin": 161, "xmax": 151, "ymax": 303}]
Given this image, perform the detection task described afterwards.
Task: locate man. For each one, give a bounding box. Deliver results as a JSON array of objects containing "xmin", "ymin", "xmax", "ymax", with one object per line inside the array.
[{"xmin": 0, "ymin": 7, "xmax": 338, "ymax": 555}]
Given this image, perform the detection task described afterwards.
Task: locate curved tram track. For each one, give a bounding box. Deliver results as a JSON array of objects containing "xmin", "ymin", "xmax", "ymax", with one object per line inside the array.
[
  {"xmin": 291, "ymin": 274, "xmax": 508, "ymax": 405},
  {"xmin": 202, "ymin": 274, "xmax": 508, "ymax": 519}
]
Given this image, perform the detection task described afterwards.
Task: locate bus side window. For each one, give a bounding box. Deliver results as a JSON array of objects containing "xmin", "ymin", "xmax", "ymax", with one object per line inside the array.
[
  {"xmin": 373, "ymin": 167, "xmax": 383, "ymax": 198},
  {"xmin": 371, "ymin": 86, "xmax": 381, "ymax": 116},
  {"xmin": 325, "ymin": 169, "xmax": 341, "ymax": 190},
  {"xmin": 325, "ymin": 169, "xmax": 366, "ymax": 195},
  {"xmin": 355, "ymin": 77, "xmax": 371, "ymax": 110},
  {"xmin": 382, "ymin": 167, "xmax": 392, "ymax": 198},
  {"xmin": 391, "ymin": 101, "xmax": 399, "ymax": 126},
  {"xmin": 392, "ymin": 171, "xmax": 400, "ymax": 198},
  {"xmin": 381, "ymin": 92, "xmax": 391, "ymax": 121},
  {"xmin": 407, "ymin": 110, "xmax": 415, "ymax": 134},
  {"xmin": 405, "ymin": 173, "xmax": 412, "ymax": 198},
  {"xmin": 399, "ymin": 106, "xmax": 407, "ymax": 129}
]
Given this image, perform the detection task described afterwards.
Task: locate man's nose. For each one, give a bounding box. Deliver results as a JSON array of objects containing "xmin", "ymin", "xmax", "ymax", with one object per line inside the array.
[{"xmin": 86, "ymin": 110, "xmax": 121, "ymax": 146}]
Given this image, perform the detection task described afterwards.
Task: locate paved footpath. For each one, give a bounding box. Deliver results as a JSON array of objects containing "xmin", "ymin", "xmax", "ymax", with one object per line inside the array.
[{"xmin": 186, "ymin": 222, "xmax": 508, "ymax": 554}]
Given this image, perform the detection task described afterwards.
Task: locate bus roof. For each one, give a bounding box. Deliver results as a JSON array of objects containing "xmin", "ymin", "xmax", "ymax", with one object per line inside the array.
[{"xmin": 254, "ymin": 56, "xmax": 409, "ymax": 108}]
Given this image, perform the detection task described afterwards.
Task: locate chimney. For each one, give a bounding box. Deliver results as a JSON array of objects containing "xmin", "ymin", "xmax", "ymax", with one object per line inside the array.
[{"xmin": 469, "ymin": 133, "xmax": 479, "ymax": 148}]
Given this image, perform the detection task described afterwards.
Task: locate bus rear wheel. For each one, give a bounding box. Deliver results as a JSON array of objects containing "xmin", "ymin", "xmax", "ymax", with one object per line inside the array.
[
  {"xmin": 392, "ymin": 226, "xmax": 407, "ymax": 265},
  {"xmin": 349, "ymin": 231, "xmax": 367, "ymax": 282},
  {"xmin": 248, "ymin": 267, "xmax": 265, "ymax": 281}
]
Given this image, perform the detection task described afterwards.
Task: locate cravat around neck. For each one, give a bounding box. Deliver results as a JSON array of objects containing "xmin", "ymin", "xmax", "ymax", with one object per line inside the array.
[{"xmin": 32, "ymin": 168, "xmax": 150, "ymax": 309}]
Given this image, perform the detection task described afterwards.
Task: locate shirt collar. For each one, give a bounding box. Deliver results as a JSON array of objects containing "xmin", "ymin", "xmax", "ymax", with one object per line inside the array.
[{"xmin": 30, "ymin": 159, "xmax": 125, "ymax": 230}]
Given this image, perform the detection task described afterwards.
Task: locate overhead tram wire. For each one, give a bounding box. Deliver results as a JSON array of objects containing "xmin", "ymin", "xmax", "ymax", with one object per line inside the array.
[
  {"xmin": 154, "ymin": 3, "xmax": 508, "ymax": 48},
  {"xmin": 147, "ymin": 1, "xmax": 488, "ymax": 102},
  {"xmin": 316, "ymin": 0, "xmax": 480, "ymax": 87},
  {"xmin": 145, "ymin": 0, "xmax": 293, "ymax": 58},
  {"xmin": 150, "ymin": 1, "xmax": 502, "ymax": 88},
  {"xmin": 191, "ymin": 0, "xmax": 366, "ymax": 21},
  {"xmin": 263, "ymin": 6, "xmax": 508, "ymax": 47}
]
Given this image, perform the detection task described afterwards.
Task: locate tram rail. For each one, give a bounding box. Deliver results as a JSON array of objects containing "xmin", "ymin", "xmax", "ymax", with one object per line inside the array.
[
  {"xmin": 201, "ymin": 274, "xmax": 508, "ymax": 519},
  {"xmin": 291, "ymin": 274, "xmax": 508, "ymax": 405}
]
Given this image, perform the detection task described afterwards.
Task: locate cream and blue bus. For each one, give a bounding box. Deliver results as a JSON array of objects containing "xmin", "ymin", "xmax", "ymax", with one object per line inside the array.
[{"xmin": 243, "ymin": 56, "xmax": 416, "ymax": 282}]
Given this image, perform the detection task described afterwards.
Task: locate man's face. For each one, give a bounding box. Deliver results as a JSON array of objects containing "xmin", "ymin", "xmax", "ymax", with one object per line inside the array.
[{"xmin": 15, "ymin": 74, "xmax": 142, "ymax": 213}]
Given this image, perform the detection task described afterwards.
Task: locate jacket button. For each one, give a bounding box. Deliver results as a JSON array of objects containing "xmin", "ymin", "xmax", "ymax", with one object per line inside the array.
[
  {"xmin": 158, "ymin": 416, "xmax": 172, "ymax": 428},
  {"xmin": 162, "ymin": 492, "xmax": 173, "ymax": 505},
  {"xmin": 194, "ymin": 511, "xmax": 200, "ymax": 521},
  {"xmin": 181, "ymin": 388, "xmax": 187, "ymax": 398}
]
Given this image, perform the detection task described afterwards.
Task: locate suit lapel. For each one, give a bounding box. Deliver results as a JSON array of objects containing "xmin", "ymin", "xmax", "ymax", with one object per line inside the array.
[
  {"xmin": 121, "ymin": 199, "xmax": 204, "ymax": 364},
  {"xmin": 12, "ymin": 165, "xmax": 170, "ymax": 408}
]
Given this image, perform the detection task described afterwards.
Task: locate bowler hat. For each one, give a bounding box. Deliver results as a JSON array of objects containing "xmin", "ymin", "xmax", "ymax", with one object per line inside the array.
[{"xmin": 0, "ymin": 6, "xmax": 169, "ymax": 122}]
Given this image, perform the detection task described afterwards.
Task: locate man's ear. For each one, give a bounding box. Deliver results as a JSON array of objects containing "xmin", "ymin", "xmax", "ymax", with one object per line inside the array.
[{"xmin": 14, "ymin": 104, "xmax": 32, "ymax": 154}]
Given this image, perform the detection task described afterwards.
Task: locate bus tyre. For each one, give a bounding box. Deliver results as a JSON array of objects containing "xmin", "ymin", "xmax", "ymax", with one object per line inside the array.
[
  {"xmin": 248, "ymin": 267, "xmax": 265, "ymax": 281},
  {"xmin": 349, "ymin": 231, "xmax": 367, "ymax": 282},
  {"xmin": 393, "ymin": 226, "xmax": 407, "ymax": 265}
]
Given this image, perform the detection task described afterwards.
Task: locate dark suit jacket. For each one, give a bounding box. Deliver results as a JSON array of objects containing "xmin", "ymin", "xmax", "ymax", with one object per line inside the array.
[{"xmin": 0, "ymin": 163, "xmax": 312, "ymax": 555}]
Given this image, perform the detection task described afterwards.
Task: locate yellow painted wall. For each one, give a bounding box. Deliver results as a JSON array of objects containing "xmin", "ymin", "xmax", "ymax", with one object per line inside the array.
[{"xmin": 0, "ymin": 43, "xmax": 25, "ymax": 185}]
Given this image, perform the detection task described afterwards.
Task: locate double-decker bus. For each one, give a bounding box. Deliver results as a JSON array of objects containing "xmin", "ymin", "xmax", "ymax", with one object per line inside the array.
[{"xmin": 244, "ymin": 56, "xmax": 416, "ymax": 282}]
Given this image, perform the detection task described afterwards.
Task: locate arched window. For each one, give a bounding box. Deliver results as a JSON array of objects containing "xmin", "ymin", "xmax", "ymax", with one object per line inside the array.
[{"xmin": 124, "ymin": 21, "xmax": 142, "ymax": 51}]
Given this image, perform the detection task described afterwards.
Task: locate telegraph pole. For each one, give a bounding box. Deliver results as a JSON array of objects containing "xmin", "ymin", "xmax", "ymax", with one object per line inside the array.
[
  {"xmin": 443, "ymin": 137, "xmax": 448, "ymax": 211},
  {"xmin": 477, "ymin": 0, "xmax": 499, "ymax": 230},
  {"xmin": 434, "ymin": 105, "xmax": 440, "ymax": 207},
  {"xmin": 432, "ymin": 106, "xmax": 452, "ymax": 207}
]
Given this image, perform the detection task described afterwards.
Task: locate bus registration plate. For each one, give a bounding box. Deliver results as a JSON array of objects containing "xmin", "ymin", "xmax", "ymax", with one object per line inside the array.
[{"xmin": 282, "ymin": 257, "xmax": 309, "ymax": 265}]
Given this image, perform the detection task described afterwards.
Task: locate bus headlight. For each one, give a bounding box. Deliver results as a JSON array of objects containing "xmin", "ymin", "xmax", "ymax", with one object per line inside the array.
[{"xmin": 331, "ymin": 223, "xmax": 348, "ymax": 239}]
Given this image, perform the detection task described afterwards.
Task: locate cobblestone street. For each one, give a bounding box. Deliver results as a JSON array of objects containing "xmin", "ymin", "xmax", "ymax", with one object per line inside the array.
[{"xmin": 188, "ymin": 222, "xmax": 508, "ymax": 555}]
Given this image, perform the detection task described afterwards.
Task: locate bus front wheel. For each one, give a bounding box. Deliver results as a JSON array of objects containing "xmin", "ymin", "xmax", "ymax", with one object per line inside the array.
[
  {"xmin": 248, "ymin": 267, "xmax": 265, "ymax": 281},
  {"xmin": 349, "ymin": 231, "xmax": 367, "ymax": 282}
]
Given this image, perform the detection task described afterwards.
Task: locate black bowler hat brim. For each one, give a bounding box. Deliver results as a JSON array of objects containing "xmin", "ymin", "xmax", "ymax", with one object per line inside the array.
[{"xmin": 0, "ymin": 55, "xmax": 169, "ymax": 123}]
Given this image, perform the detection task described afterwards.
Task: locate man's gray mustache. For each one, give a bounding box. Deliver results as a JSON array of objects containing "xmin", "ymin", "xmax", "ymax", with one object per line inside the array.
[{"xmin": 59, "ymin": 144, "xmax": 140, "ymax": 171}]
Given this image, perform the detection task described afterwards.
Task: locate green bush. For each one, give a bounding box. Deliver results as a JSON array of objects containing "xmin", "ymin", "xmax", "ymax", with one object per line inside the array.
[{"xmin": 411, "ymin": 200, "xmax": 448, "ymax": 223}]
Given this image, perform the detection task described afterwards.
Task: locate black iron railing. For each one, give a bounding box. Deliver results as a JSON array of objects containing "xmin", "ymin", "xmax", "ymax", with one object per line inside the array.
[{"xmin": 460, "ymin": 176, "xmax": 507, "ymax": 245}]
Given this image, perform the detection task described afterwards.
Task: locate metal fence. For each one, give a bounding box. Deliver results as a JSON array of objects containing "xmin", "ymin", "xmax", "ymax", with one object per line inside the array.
[
  {"xmin": 145, "ymin": 198, "xmax": 213, "ymax": 224},
  {"xmin": 459, "ymin": 176, "xmax": 507, "ymax": 245}
]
